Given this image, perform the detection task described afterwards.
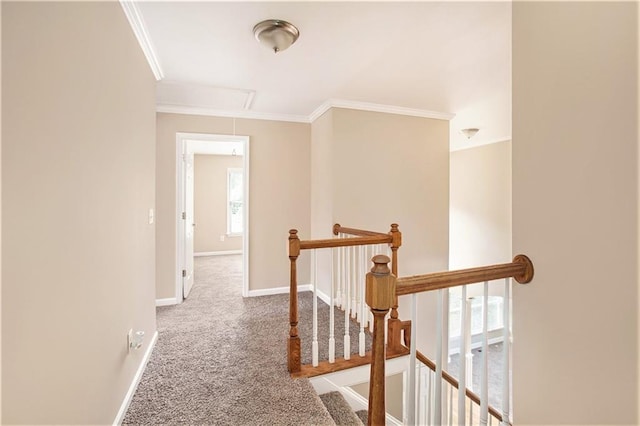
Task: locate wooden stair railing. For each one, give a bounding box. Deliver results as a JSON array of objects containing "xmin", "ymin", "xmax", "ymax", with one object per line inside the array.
[
  {"xmin": 415, "ymin": 350, "xmax": 503, "ymax": 422},
  {"xmin": 365, "ymin": 255, "xmax": 534, "ymax": 426},
  {"xmin": 287, "ymin": 223, "xmax": 404, "ymax": 375}
]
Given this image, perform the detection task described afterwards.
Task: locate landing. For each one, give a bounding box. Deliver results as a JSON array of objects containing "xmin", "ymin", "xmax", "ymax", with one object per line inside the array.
[{"xmin": 123, "ymin": 255, "xmax": 333, "ymax": 425}]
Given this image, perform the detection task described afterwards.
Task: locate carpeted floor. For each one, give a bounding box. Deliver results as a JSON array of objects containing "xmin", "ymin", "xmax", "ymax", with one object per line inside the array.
[
  {"xmin": 123, "ymin": 254, "xmax": 336, "ymax": 425},
  {"xmin": 448, "ymin": 343, "xmax": 505, "ymax": 411}
]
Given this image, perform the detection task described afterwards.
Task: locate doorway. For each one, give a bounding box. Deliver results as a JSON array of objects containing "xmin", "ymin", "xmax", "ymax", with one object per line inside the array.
[{"xmin": 176, "ymin": 132, "xmax": 250, "ymax": 300}]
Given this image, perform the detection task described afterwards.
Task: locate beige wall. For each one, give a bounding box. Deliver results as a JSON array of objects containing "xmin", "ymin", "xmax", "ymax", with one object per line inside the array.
[
  {"xmin": 156, "ymin": 113, "xmax": 311, "ymax": 298},
  {"xmin": 350, "ymin": 373, "xmax": 404, "ymax": 421},
  {"xmin": 194, "ymin": 154, "xmax": 243, "ymax": 253},
  {"xmin": 450, "ymin": 141, "xmax": 511, "ymax": 297},
  {"xmin": 2, "ymin": 2, "xmax": 156, "ymax": 424},
  {"xmin": 450, "ymin": 141, "xmax": 511, "ymax": 269},
  {"xmin": 331, "ymin": 108, "xmax": 449, "ymax": 277},
  {"xmin": 310, "ymin": 110, "xmax": 334, "ymax": 296},
  {"xmin": 322, "ymin": 108, "xmax": 450, "ymax": 357},
  {"xmin": 513, "ymin": 2, "xmax": 637, "ymax": 424}
]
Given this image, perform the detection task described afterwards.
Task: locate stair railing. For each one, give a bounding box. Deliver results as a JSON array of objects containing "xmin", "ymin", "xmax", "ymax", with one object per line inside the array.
[
  {"xmin": 366, "ymin": 255, "xmax": 534, "ymax": 426},
  {"xmin": 287, "ymin": 223, "xmax": 405, "ymax": 377}
]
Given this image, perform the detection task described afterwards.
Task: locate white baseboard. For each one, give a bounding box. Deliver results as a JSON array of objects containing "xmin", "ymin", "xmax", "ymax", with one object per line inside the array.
[
  {"xmin": 194, "ymin": 250, "xmax": 242, "ymax": 257},
  {"xmin": 113, "ymin": 330, "xmax": 159, "ymax": 425},
  {"xmin": 247, "ymin": 284, "xmax": 312, "ymax": 297},
  {"xmin": 315, "ymin": 287, "xmax": 332, "ymax": 306},
  {"xmin": 155, "ymin": 297, "xmax": 178, "ymax": 307}
]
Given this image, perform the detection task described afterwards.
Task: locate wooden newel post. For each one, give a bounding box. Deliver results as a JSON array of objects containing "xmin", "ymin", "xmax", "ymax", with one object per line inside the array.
[
  {"xmin": 387, "ymin": 223, "xmax": 404, "ymax": 353},
  {"xmin": 288, "ymin": 229, "xmax": 301, "ymax": 373},
  {"xmin": 366, "ymin": 255, "xmax": 396, "ymax": 426}
]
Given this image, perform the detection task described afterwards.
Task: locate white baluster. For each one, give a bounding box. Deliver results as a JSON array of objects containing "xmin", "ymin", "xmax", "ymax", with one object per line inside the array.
[
  {"xmin": 420, "ymin": 364, "xmax": 428, "ymax": 426},
  {"xmin": 365, "ymin": 245, "xmax": 371, "ymax": 328},
  {"xmin": 434, "ymin": 289, "xmax": 444, "ymax": 425},
  {"xmin": 355, "ymin": 245, "xmax": 361, "ymax": 322},
  {"xmin": 443, "ymin": 290, "xmax": 450, "ymax": 426},
  {"xmin": 470, "ymin": 401, "xmax": 474, "ymax": 426},
  {"xmin": 344, "ymin": 244, "xmax": 351, "ymax": 360},
  {"xmin": 329, "ymin": 247, "xmax": 335, "ymax": 363},
  {"xmin": 407, "ymin": 293, "xmax": 417, "ymax": 425},
  {"xmin": 426, "ymin": 368, "xmax": 433, "ymax": 426},
  {"xmin": 465, "ymin": 297, "xmax": 474, "ymax": 391},
  {"xmin": 458, "ymin": 286, "xmax": 468, "ymax": 425},
  {"xmin": 312, "ymin": 250, "xmax": 319, "ymax": 367},
  {"xmin": 336, "ymin": 233, "xmax": 344, "ymax": 308},
  {"xmin": 448, "ymin": 382, "xmax": 454, "ymax": 426},
  {"xmin": 350, "ymin": 246, "xmax": 357, "ymax": 318},
  {"xmin": 480, "ymin": 282, "xmax": 489, "ymax": 425},
  {"xmin": 358, "ymin": 245, "xmax": 365, "ymax": 356},
  {"xmin": 501, "ymin": 278, "xmax": 511, "ymax": 426}
]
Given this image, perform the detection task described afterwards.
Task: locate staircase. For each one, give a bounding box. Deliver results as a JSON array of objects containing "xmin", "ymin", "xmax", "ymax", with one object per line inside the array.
[
  {"xmin": 286, "ymin": 223, "xmax": 535, "ymax": 425},
  {"xmin": 320, "ymin": 392, "xmax": 365, "ymax": 426}
]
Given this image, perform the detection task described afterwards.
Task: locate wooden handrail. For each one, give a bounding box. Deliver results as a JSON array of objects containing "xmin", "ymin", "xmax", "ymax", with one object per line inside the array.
[
  {"xmin": 415, "ymin": 350, "xmax": 505, "ymax": 423},
  {"xmin": 396, "ymin": 254, "xmax": 534, "ymax": 296},
  {"xmin": 287, "ymin": 224, "xmax": 402, "ymax": 375},
  {"xmin": 366, "ymin": 254, "xmax": 533, "ymax": 424},
  {"xmin": 333, "ymin": 223, "xmax": 389, "ymax": 238},
  {"xmin": 299, "ymin": 234, "xmax": 391, "ymax": 250}
]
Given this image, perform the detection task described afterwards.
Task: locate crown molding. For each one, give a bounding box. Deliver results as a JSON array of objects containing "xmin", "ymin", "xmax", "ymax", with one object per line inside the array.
[
  {"xmin": 309, "ymin": 98, "xmax": 455, "ymax": 123},
  {"xmin": 156, "ymin": 104, "xmax": 310, "ymax": 124},
  {"xmin": 157, "ymin": 98, "xmax": 455, "ymax": 125},
  {"xmin": 120, "ymin": 0, "xmax": 164, "ymax": 81}
]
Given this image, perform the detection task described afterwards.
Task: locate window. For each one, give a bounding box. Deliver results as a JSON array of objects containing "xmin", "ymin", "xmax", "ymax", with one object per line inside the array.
[
  {"xmin": 227, "ymin": 168, "xmax": 243, "ymax": 235},
  {"xmin": 449, "ymin": 295, "xmax": 504, "ymax": 338}
]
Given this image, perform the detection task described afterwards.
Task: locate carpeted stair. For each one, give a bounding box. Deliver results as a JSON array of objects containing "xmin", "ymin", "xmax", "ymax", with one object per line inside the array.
[
  {"xmin": 319, "ymin": 391, "xmax": 364, "ymax": 426},
  {"xmin": 355, "ymin": 409, "xmax": 368, "ymax": 424}
]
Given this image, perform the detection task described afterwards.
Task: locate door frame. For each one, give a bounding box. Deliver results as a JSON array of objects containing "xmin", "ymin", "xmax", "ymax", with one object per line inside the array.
[{"xmin": 176, "ymin": 132, "xmax": 250, "ymax": 301}]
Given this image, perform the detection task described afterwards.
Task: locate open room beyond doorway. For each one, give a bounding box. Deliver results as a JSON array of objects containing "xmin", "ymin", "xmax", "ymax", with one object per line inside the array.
[{"xmin": 176, "ymin": 132, "xmax": 250, "ymax": 300}]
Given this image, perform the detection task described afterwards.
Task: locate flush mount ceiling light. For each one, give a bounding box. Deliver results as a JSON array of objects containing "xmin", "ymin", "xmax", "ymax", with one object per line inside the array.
[
  {"xmin": 460, "ymin": 128, "xmax": 480, "ymax": 139},
  {"xmin": 253, "ymin": 19, "xmax": 300, "ymax": 53}
]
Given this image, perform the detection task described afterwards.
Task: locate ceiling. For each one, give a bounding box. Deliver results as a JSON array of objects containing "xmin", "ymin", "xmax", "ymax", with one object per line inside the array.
[{"xmin": 133, "ymin": 1, "xmax": 512, "ymax": 151}]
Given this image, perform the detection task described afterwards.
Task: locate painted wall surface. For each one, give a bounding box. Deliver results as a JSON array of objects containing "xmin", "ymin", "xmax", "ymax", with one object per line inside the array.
[
  {"xmin": 2, "ymin": 2, "xmax": 157, "ymax": 424},
  {"xmin": 329, "ymin": 108, "xmax": 450, "ymax": 358},
  {"xmin": 194, "ymin": 154, "xmax": 243, "ymax": 253},
  {"xmin": 310, "ymin": 110, "xmax": 334, "ymax": 296},
  {"xmin": 450, "ymin": 141, "xmax": 511, "ymax": 297},
  {"xmin": 350, "ymin": 373, "xmax": 404, "ymax": 421},
  {"xmin": 156, "ymin": 113, "xmax": 311, "ymax": 298},
  {"xmin": 513, "ymin": 2, "xmax": 638, "ymax": 424}
]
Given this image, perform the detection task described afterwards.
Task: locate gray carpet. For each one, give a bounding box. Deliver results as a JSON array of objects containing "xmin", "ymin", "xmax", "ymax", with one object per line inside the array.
[
  {"xmin": 299, "ymin": 289, "xmax": 373, "ymax": 365},
  {"xmin": 355, "ymin": 410, "xmax": 368, "ymax": 424},
  {"xmin": 447, "ymin": 343, "xmax": 505, "ymax": 411},
  {"xmin": 319, "ymin": 392, "xmax": 363, "ymax": 426},
  {"xmin": 123, "ymin": 255, "xmax": 335, "ymax": 425}
]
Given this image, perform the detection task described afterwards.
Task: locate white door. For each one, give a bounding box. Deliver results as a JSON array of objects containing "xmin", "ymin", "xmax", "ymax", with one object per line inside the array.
[{"xmin": 183, "ymin": 152, "xmax": 195, "ymax": 298}]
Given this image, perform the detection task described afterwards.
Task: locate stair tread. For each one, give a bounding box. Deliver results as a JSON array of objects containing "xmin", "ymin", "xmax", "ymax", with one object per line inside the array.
[
  {"xmin": 355, "ymin": 410, "xmax": 368, "ymax": 424},
  {"xmin": 319, "ymin": 391, "xmax": 364, "ymax": 426}
]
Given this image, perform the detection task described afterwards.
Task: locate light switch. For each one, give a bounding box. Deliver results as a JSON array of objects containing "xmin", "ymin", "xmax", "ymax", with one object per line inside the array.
[{"xmin": 149, "ymin": 208, "xmax": 154, "ymax": 224}]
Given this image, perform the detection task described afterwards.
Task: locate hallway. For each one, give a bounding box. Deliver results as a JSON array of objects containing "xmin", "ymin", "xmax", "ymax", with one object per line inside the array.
[{"xmin": 123, "ymin": 255, "xmax": 333, "ymax": 425}]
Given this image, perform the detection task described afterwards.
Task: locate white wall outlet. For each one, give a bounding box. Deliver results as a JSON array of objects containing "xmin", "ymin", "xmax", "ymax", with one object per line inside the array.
[
  {"xmin": 127, "ymin": 328, "xmax": 133, "ymax": 352},
  {"xmin": 220, "ymin": 235, "xmax": 225, "ymax": 242},
  {"xmin": 127, "ymin": 328, "xmax": 145, "ymax": 352}
]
